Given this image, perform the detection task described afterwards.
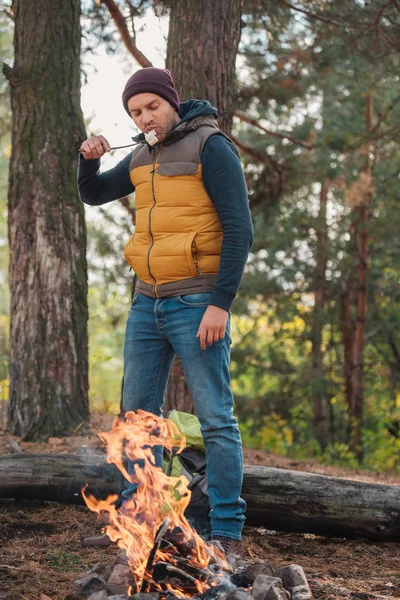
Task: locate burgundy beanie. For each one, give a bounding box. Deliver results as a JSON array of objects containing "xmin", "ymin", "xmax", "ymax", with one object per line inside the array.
[{"xmin": 122, "ymin": 67, "xmax": 180, "ymax": 115}]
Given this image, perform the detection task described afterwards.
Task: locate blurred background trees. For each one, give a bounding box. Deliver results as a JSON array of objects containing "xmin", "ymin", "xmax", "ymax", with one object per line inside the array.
[{"xmin": 1, "ymin": 0, "xmax": 400, "ymax": 468}]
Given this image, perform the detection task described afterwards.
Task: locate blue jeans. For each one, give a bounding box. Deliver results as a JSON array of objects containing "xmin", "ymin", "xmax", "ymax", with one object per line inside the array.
[{"xmin": 121, "ymin": 292, "xmax": 246, "ymax": 541}]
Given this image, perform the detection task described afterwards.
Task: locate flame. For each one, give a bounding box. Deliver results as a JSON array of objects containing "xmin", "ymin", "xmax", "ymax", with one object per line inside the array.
[{"xmin": 83, "ymin": 410, "xmax": 228, "ymax": 595}]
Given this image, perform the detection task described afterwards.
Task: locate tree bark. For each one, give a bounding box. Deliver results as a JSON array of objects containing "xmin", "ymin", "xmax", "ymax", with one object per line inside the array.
[
  {"xmin": 6, "ymin": 0, "xmax": 89, "ymax": 440},
  {"xmin": 349, "ymin": 93, "xmax": 373, "ymax": 461},
  {"xmin": 311, "ymin": 179, "xmax": 329, "ymax": 449},
  {"xmin": 166, "ymin": 0, "xmax": 243, "ymax": 135},
  {"xmin": 1, "ymin": 453, "xmax": 400, "ymax": 541},
  {"xmin": 163, "ymin": 356, "xmax": 197, "ymax": 416},
  {"xmin": 339, "ymin": 264, "xmax": 356, "ymax": 442}
]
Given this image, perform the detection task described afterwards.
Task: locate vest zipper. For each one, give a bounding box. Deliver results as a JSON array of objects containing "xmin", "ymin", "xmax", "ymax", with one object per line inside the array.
[{"xmin": 147, "ymin": 145, "xmax": 162, "ymax": 296}]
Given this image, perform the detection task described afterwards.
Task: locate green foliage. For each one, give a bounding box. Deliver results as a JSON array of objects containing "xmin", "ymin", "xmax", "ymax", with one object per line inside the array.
[
  {"xmin": 45, "ymin": 549, "xmax": 84, "ymax": 572},
  {"xmin": 87, "ymin": 284, "xmax": 129, "ymax": 414},
  {"xmin": 240, "ymin": 413, "xmax": 294, "ymax": 455},
  {"xmin": 320, "ymin": 443, "xmax": 360, "ymax": 470},
  {"xmin": 232, "ymin": 0, "xmax": 400, "ymax": 472}
]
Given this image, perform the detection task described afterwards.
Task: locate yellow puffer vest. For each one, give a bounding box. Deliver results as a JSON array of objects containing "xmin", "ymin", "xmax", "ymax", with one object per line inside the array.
[{"xmin": 124, "ymin": 116, "xmax": 225, "ymax": 294}]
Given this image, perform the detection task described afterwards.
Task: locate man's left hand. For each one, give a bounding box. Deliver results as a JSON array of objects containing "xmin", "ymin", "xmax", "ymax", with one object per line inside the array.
[{"xmin": 196, "ymin": 305, "xmax": 229, "ymax": 350}]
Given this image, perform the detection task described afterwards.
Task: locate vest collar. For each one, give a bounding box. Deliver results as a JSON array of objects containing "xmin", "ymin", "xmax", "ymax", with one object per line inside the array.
[{"xmin": 131, "ymin": 115, "xmax": 219, "ymax": 150}]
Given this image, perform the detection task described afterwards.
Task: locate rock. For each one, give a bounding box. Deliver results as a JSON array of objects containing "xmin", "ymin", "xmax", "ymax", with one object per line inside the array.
[
  {"xmin": 108, "ymin": 596, "xmax": 130, "ymax": 600},
  {"xmin": 231, "ymin": 560, "xmax": 274, "ymax": 587},
  {"xmin": 107, "ymin": 564, "xmax": 134, "ymax": 595},
  {"xmin": 194, "ymin": 581, "xmax": 236, "ymax": 600},
  {"xmin": 87, "ymin": 563, "xmax": 106, "ymax": 574},
  {"xmin": 115, "ymin": 550, "xmax": 129, "ymax": 566},
  {"xmin": 73, "ymin": 572, "xmax": 106, "ymax": 596},
  {"xmin": 290, "ymin": 587, "xmax": 313, "ymax": 600},
  {"xmin": 225, "ymin": 588, "xmax": 253, "ymax": 600},
  {"xmin": 87, "ymin": 562, "xmax": 113, "ymax": 580},
  {"xmin": 274, "ymin": 565, "xmax": 312, "ymax": 599},
  {"xmin": 251, "ymin": 574, "xmax": 290, "ymax": 600},
  {"xmin": 87, "ymin": 592, "xmax": 108, "ymax": 600}
]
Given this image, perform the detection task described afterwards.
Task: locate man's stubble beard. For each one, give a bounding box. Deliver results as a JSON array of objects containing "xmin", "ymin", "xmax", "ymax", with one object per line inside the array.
[{"xmin": 159, "ymin": 109, "xmax": 180, "ymax": 142}]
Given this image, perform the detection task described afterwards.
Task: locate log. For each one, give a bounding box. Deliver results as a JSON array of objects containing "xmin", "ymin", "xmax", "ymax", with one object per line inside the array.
[
  {"xmin": 242, "ymin": 465, "xmax": 400, "ymax": 541},
  {"xmin": 0, "ymin": 452, "xmax": 126, "ymax": 505},
  {"xmin": 0, "ymin": 453, "xmax": 399, "ymax": 541}
]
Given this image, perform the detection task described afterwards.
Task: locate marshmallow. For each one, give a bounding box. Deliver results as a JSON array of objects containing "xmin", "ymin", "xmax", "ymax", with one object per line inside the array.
[{"xmin": 145, "ymin": 129, "xmax": 159, "ymax": 146}]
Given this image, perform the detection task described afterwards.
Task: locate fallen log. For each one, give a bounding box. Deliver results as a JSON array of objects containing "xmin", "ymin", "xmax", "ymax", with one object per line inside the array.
[{"xmin": 0, "ymin": 453, "xmax": 399, "ymax": 541}]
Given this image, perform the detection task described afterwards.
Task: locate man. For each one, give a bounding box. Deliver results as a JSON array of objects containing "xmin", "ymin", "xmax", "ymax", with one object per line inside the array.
[{"xmin": 78, "ymin": 67, "xmax": 253, "ymax": 555}]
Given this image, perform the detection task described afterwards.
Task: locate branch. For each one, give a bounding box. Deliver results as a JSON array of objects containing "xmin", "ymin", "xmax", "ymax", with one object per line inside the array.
[
  {"xmin": 371, "ymin": 95, "xmax": 400, "ymax": 133},
  {"xmin": 374, "ymin": 0, "xmax": 394, "ymax": 25},
  {"xmin": 234, "ymin": 110, "xmax": 315, "ymax": 150},
  {"xmin": 281, "ymin": 0, "xmax": 344, "ymax": 27},
  {"xmin": 3, "ymin": 7, "xmax": 14, "ymax": 21},
  {"xmin": 231, "ymin": 134, "xmax": 281, "ymax": 173},
  {"xmin": 374, "ymin": 1, "xmax": 400, "ymax": 50},
  {"xmin": 2, "ymin": 62, "xmax": 12, "ymax": 81},
  {"xmin": 99, "ymin": 0, "xmax": 152, "ymax": 67}
]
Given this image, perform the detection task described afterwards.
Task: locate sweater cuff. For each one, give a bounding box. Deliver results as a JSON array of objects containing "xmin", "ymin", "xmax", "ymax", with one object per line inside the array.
[{"xmin": 209, "ymin": 287, "xmax": 235, "ymax": 312}]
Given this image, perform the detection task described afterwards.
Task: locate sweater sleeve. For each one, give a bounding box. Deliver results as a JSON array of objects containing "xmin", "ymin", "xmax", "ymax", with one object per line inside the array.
[
  {"xmin": 77, "ymin": 152, "xmax": 134, "ymax": 206},
  {"xmin": 201, "ymin": 135, "xmax": 254, "ymax": 312}
]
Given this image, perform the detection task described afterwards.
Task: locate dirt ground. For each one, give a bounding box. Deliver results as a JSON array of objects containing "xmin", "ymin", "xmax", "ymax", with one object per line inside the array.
[{"xmin": 1, "ymin": 411, "xmax": 400, "ymax": 600}]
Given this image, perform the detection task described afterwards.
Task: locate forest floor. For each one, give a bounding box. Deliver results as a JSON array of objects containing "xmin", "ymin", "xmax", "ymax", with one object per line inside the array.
[{"xmin": 1, "ymin": 410, "xmax": 400, "ymax": 600}]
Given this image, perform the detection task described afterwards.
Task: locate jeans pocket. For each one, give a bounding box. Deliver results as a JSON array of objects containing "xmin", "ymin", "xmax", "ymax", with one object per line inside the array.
[{"xmin": 178, "ymin": 292, "xmax": 211, "ymax": 307}]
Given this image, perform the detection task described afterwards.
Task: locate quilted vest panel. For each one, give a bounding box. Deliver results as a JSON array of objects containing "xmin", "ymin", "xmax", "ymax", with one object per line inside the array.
[{"xmin": 124, "ymin": 117, "xmax": 224, "ymax": 289}]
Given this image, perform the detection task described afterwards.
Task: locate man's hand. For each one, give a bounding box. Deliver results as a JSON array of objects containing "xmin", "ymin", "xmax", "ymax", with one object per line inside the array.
[
  {"xmin": 196, "ymin": 305, "xmax": 229, "ymax": 350},
  {"xmin": 80, "ymin": 135, "xmax": 111, "ymax": 160}
]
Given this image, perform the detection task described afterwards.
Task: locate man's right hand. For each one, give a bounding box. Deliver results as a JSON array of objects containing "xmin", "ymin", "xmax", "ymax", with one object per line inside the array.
[{"xmin": 80, "ymin": 135, "xmax": 111, "ymax": 160}]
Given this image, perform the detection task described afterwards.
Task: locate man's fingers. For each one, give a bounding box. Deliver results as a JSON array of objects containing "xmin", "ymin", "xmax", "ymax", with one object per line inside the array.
[
  {"xmin": 92, "ymin": 139, "xmax": 106, "ymax": 155},
  {"xmin": 196, "ymin": 326, "xmax": 207, "ymax": 350},
  {"xmin": 200, "ymin": 329, "xmax": 207, "ymax": 350},
  {"xmin": 98, "ymin": 135, "xmax": 111, "ymax": 152},
  {"xmin": 213, "ymin": 330, "xmax": 220, "ymax": 343},
  {"xmin": 80, "ymin": 135, "xmax": 111, "ymax": 159},
  {"xmin": 196, "ymin": 326, "xmax": 226, "ymax": 349}
]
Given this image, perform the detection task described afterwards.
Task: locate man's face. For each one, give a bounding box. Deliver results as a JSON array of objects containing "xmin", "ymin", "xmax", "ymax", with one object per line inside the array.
[{"xmin": 127, "ymin": 92, "xmax": 180, "ymax": 143}]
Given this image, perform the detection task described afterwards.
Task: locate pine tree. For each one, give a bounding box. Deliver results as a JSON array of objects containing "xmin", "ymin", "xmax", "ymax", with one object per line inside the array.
[{"xmin": 4, "ymin": 0, "xmax": 89, "ymax": 439}]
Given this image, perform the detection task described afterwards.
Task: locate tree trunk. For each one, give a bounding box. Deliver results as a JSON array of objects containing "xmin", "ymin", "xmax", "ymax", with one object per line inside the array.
[
  {"xmin": 339, "ymin": 262, "xmax": 356, "ymax": 443},
  {"xmin": 163, "ymin": 356, "xmax": 196, "ymax": 416},
  {"xmin": 166, "ymin": 0, "xmax": 242, "ymax": 136},
  {"xmin": 164, "ymin": 0, "xmax": 243, "ymax": 411},
  {"xmin": 311, "ymin": 179, "xmax": 329, "ymax": 449},
  {"xmin": 5, "ymin": 0, "xmax": 89, "ymax": 440},
  {"xmin": 2, "ymin": 453, "xmax": 400, "ymax": 541},
  {"xmin": 348, "ymin": 94, "xmax": 373, "ymax": 461}
]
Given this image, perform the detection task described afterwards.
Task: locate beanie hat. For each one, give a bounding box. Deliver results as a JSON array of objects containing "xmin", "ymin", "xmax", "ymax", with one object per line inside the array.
[{"xmin": 122, "ymin": 67, "xmax": 180, "ymax": 115}]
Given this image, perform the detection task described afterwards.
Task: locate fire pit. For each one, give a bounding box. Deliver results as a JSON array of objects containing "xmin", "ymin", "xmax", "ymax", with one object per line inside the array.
[{"xmin": 76, "ymin": 411, "xmax": 313, "ymax": 600}]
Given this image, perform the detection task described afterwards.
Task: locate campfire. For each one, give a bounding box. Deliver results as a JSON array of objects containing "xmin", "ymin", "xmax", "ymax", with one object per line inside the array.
[{"xmin": 76, "ymin": 410, "xmax": 313, "ymax": 600}]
